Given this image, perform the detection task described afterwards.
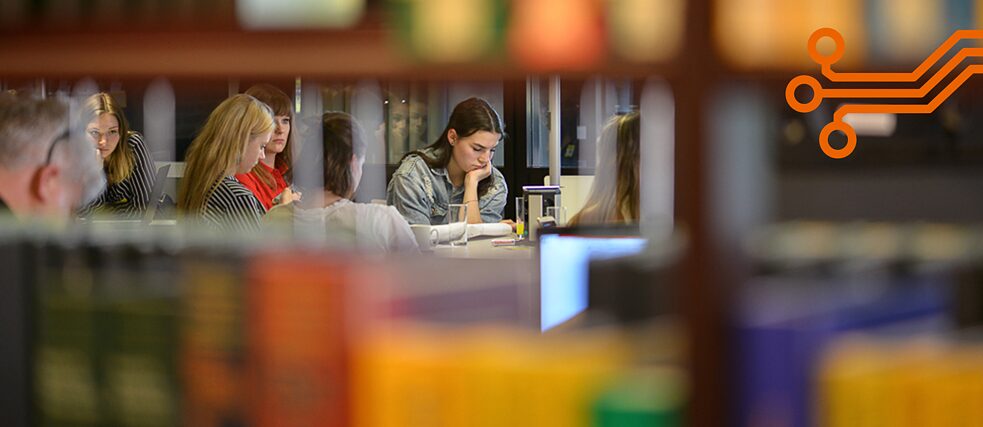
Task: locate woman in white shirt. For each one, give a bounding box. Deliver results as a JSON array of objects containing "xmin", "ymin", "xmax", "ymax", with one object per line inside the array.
[{"xmin": 277, "ymin": 111, "xmax": 417, "ymax": 252}]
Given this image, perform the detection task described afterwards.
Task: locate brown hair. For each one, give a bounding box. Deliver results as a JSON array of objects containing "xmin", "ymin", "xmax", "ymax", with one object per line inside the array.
[
  {"xmin": 243, "ymin": 84, "xmax": 294, "ymax": 189},
  {"xmin": 402, "ymin": 97, "xmax": 505, "ymax": 198},
  {"xmin": 83, "ymin": 93, "xmax": 134, "ymax": 185},
  {"xmin": 568, "ymin": 111, "xmax": 640, "ymax": 225},
  {"xmin": 178, "ymin": 94, "xmax": 274, "ymax": 215},
  {"xmin": 318, "ymin": 111, "xmax": 367, "ymax": 199}
]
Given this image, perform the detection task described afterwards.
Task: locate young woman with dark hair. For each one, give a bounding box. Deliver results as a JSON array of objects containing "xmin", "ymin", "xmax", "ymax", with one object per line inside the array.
[{"xmin": 386, "ymin": 97, "xmax": 508, "ymax": 226}]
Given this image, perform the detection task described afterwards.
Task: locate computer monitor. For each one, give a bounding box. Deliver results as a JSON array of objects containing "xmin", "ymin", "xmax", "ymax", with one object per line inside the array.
[{"xmin": 537, "ymin": 226, "xmax": 647, "ymax": 331}]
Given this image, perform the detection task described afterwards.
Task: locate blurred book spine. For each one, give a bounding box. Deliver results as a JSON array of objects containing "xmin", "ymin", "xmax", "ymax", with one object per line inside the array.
[
  {"xmin": 734, "ymin": 274, "xmax": 951, "ymax": 427},
  {"xmin": 352, "ymin": 326, "xmax": 632, "ymax": 427},
  {"xmin": 34, "ymin": 242, "xmax": 181, "ymax": 426},
  {"xmin": 818, "ymin": 338, "xmax": 983, "ymax": 427},
  {"xmin": 35, "ymin": 243, "xmax": 103, "ymax": 426},
  {"xmin": 246, "ymin": 252, "xmax": 351, "ymax": 426},
  {"xmin": 0, "ymin": 236, "xmax": 33, "ymax": 427},
  {"xmin": 180, "ymin": 251, "xmax": 246, "ymax": 427}
]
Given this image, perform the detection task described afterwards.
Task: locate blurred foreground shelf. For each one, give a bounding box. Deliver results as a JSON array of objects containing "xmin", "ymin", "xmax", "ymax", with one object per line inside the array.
[
  {"xmin": 0, "ymin": 29, "xmax": 675, "ymax": 79},
  {"xmin": 1, "ymin": 30, "xmax": 401, "ymax": 78}
]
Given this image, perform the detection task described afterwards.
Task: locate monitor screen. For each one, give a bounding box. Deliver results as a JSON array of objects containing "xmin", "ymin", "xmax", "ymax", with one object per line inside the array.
[{"xmin": 538, "ymin": 232, "xmax": 647, "ymax": 331}]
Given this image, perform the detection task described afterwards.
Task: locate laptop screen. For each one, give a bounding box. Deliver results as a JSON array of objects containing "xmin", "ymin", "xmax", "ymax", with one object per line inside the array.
[{"xmin": 538, "ymin": 228, "xmax": 646, "ymax": 331}]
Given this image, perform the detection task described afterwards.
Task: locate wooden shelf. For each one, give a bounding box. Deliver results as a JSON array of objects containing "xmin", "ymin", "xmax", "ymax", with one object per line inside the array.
[
  {"xmin": 1, "ymin": 29, "xmax": 398, "ymax": 78},
  {"xmin": 0, "ymin": 28, "xmax": 679, "ymax": 80}
]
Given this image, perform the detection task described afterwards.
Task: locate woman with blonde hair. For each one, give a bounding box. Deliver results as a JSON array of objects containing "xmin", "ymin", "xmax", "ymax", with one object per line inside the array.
[
  {"xmin": 77, "ymin": 92, "xmax": 156, "ymax": 218},
  {"xmin": 179, "ymin": 94, "xmax": 274, "ymax": 232},
  {"xmin": 568, "ymin": 111, "xmax": 640, "ymax": 226},
  {"xmin": 234, "ymin": 84, "xmax": 300, "ymax": 210}
]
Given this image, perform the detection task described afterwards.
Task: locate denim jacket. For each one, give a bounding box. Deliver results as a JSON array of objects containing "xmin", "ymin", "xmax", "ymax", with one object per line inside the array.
[{"xmin": 387, "ymin": 148, "xmax": 508, "ymax": 225}]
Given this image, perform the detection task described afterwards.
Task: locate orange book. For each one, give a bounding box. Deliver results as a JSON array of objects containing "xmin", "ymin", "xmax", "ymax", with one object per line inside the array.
[{"xmin": 246, "ymin": 250, "xmax": 353, "ymax": 427}]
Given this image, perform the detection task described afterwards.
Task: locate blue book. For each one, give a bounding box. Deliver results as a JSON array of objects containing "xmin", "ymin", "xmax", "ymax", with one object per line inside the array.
[{"xmin": 734, "ymin": 272, "xmax": 952, "ymax": 427}]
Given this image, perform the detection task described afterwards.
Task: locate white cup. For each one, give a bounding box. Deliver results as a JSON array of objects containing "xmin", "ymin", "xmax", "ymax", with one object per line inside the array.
[{"xmin": 410, "ymin": 224, "xmax": 438, "ymax": 251}]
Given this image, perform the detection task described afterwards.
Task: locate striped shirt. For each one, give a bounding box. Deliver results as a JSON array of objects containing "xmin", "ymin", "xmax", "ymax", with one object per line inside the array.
[
  {"xmin": 78, "ymin": 132, "xmax": 156, "ymax": 219},
  {"xmin": 200, "ymin": 176, "xmax": 266, "ymax": 233}
]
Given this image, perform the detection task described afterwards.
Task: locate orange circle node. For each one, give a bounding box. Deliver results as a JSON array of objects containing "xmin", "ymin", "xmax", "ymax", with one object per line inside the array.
[
  {"xmin": 808, "ymin": 28, "xmax": 845, "ymax": 65},
  {"xmin": 786, "ymin": 75, "xmax": 824, "ymax": 113},
  {"xmin": 819, "ymin": 121, "xmax": 857, "ymax": 159}
]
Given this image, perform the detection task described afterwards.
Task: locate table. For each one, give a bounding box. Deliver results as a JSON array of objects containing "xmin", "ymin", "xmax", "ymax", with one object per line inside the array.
[{"xmin": 432, "ymin": 235, "xmax": 535, "ymax": 259}]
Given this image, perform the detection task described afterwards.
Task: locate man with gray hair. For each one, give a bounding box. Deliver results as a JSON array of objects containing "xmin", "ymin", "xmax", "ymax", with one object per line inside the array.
[{"xmin": 0, "ymin": 93, "xmax": 105, "ymax": 223}]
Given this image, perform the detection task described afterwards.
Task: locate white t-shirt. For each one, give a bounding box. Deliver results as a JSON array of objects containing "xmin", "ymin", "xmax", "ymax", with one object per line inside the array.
[{"xmin": 292, "ymin": 199, "xmax": 419, "ymax": 252}]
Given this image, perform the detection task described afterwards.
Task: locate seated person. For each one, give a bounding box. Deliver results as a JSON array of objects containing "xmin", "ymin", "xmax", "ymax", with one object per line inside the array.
[
  {"xmin": 234, "ymin": 84, "xmax": 300, "ymax": 210},
  {"xmin": 77, "ymin": 92, "xmax": 157, "ymax": 219},
  {"xmin": 271, "ymin": 111, "xmax": 417, "ymax": 252},
  {"xmin": 387, "ymin": 97, "xmax": 508, "ymax": 225},
  {"xmin": 0, "ymin": 93, "xmax": 105, "ymax": 224},
  {"xmin": 568, "ymin": 111, "xmax": 640, "ymax": 225},
  {"xmin": 178, "ymin": 94, "xmax": 273, "ymax": 233}
]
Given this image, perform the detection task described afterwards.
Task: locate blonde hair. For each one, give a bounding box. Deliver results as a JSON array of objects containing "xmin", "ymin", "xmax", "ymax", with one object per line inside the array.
[
  {"xmin": 568, "ymin": 112, "xmax": 640, "ymax": 226},
  {"xmin": 83, "ymin": 93, "xmax": 134, "ymax": 185},
  {"xmin": 178, "ymin": 94, "xmax": 274, "ymax": 215}
]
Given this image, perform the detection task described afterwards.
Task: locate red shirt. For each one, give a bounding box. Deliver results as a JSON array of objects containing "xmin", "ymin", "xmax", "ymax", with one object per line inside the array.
[{"xmin": 235, "ymin": 162, "xmax": 288, "ymax": 211}]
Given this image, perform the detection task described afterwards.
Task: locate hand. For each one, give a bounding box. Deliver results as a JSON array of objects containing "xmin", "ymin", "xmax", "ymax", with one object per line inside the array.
[
  {"xmin": 276, "ymin": 187, "xmax": 302, "ymax": 206},
  {"xmin": 465, "ymin": 162, "xmax": 493, "ymax": 186},
  {"xmin": 499, "ymin": 219, "xmax": 516, "ymax": 232}
]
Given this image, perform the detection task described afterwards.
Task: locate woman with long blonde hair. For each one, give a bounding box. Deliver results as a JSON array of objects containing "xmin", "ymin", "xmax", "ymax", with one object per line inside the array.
[
  {"xmin": 568, "ymin": 111, "xmax": 640, "ymax": 226},
  {"xmin": 77, "ymin": 92, "xmax": 156, "ymax": 218},
  {"xmin": 234, "ymin": 84, "xmax": 300, "ymax": 210},
  {"xmin": 179, "ymin": 94, "xmax": 274, "ymax": 232}
]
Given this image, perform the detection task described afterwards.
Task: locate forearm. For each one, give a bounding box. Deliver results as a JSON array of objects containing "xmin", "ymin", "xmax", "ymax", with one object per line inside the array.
[{"xmin": 463, "ymin": 180, "xmax": 482, "ymax": 224}]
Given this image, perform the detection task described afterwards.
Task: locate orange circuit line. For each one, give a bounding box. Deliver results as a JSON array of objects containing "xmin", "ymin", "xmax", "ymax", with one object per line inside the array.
[
  {"xmin": 822, "ymin": 30, "xmax": 983, "ymax": 82},
  {"xmin": 833, "ymin": 64, "xmax": 983, "ymax": 121},
  {"xmin": 823, "ymin": 47, "xmax": 983, "ymax": 98}
]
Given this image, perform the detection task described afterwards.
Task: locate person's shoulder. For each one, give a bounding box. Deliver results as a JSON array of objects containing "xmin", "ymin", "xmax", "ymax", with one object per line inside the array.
[
  {"xmin": 213, "ymin": 177, "xmax": 260, "ymax": 203},
  {"xmin": 352, "ymin": 201, "xmax": 393, "ymax": 215},
  {"xmin": 491, "ymin": 165, "xmax": 506, "ymax": 180},
  {"xmin": 126, "ymin": 131, "xmax": 153, "ymax": 162},
  {"xmin": 490, "ymin": 166, "xmax": 507, "ymax": 191},
  {"xmin": 126, "ymin": 131, "xmax": 145, "ymax": 147},
  {"xmin": 393, "ymin": 152, "xmax": 428, "ymax": 176},
  {"xmin": 354, "ymin": 203, "xmax": 407, "ymax": 223},
  {"xmin": 397, "ymin": 148, "xmax": 444, "ymax": 176},
  {"xmin": 234, "ymin": 171, "xmax": 261, "ymax": 190}
]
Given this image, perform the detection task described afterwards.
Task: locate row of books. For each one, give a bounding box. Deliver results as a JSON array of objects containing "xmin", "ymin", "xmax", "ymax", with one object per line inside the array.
[
  {"xmin": 736, "ymin": 221, "xmax": 983, "ymax": 427},
  {"xmin": 818, "ymin": 335, "xmax": 983, "ymax": 427},
  {"xmin": 0, "ymin": 228, "xmax": 684, "ymax": 427}
]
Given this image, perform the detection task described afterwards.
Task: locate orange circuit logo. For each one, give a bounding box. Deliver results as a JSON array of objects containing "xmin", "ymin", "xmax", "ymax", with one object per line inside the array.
[{"xmin": 786, "ymin": 27, "xmax": 983, "ymax": 159}]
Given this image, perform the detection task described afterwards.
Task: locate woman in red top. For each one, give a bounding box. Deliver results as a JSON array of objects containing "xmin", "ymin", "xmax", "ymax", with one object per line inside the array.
[{"xmin": 235, "ymin": 84, "xmax": 300, "ymax": 210}]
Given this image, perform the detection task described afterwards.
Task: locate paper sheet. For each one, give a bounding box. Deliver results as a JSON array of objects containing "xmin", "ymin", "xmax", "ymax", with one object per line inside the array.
[
  {"xmin": 466, "ymin": 222, "xmax": 513, "ymax": 239},
  {"xmin": 427, "ymin": 222, "xmax": 512, "ymax": 243}
]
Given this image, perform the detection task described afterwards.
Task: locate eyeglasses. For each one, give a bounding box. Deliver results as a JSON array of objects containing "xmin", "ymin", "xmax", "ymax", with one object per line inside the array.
[{"xmin": 43, "ymin": 129, "xmax": 69, "ymax": 167}]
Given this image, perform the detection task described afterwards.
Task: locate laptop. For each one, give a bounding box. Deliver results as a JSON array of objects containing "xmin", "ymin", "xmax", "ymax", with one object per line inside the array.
[
  {"xmin": 536, "ymin": 225, "xmax": 647, "ymax": 331},
  {"xmin": 143, "ymin": 163, "xmax": 171, "ymax": 224},
  {"xmin": 82, "ymin": 163, "xmax": 172, "ymax": 230}
]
